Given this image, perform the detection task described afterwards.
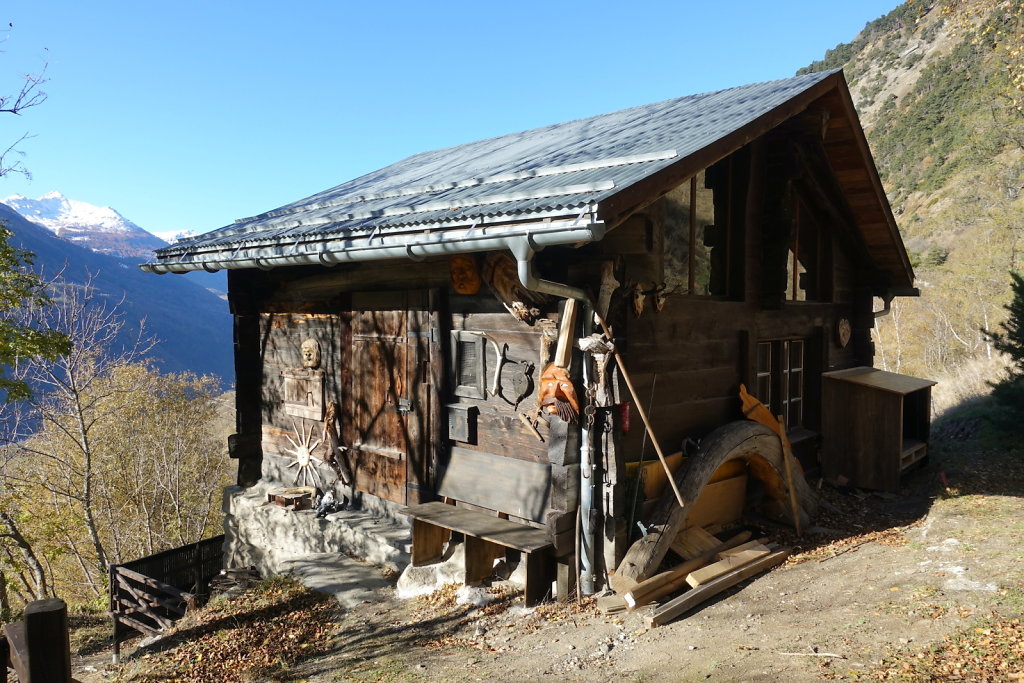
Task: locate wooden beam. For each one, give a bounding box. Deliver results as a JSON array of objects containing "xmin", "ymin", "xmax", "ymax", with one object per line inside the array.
[
  {"xmin": 648, "ymin": 548, "xmax": 790, "ymax": 627},
  {"xmin": 623, "ymin": 531, "xmax": 753, "ymax": 610},
  {"xmin": 685, "ymin": 546, "xmax": 770, "ymax": 587}
]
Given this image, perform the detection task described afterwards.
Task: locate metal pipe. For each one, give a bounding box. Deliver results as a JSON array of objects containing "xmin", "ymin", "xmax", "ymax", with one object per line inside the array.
[
  {"xmin": 578, "ymin": 314, "xmax": 596, "ymax": 596},
  {"xmin": 510, "ymin": 239, "xmax": 598, "ymax": 596},
  {"xmin": 873, "ymin": 293, "xmax": 895, "ymax": 319}
]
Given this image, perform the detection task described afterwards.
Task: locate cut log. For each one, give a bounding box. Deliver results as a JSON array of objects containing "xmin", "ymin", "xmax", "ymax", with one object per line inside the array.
[
  {"xmin": 607, "ymin": 573, "xmax": 638, "ymax": 596},
  {"xmin": 648, "ymin": 548, "xmax": 791, "ymax": 627},
  {"xmin": 685, "ymin": 546, "xmax": 770, "ymax": 588},
  {"xmin": 623, "ymin": 531, "xmax": 752, "ymax": 610},
  {"xmin": 615, "ymin": 421, "xmax": 816, "ymax": 584}
]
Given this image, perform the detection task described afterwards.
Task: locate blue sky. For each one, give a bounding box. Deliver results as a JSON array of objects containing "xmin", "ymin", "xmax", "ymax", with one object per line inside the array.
[{"xmin": 3, "ymin": 0, "xmax": 900, "ymax": 238}]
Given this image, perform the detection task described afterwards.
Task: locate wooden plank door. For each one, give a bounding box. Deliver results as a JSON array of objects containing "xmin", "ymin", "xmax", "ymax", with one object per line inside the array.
[{"xmin": 347, "ymin": 291, "xmax": 435, "ymax": 504}]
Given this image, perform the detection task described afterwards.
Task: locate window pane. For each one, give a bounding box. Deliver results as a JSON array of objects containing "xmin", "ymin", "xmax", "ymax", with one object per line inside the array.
[
  {"xmin": 757, "ymin": 342, "xmax": 771, "ymax": 374},
  {"xmin": 790, "ymin": 341, "xmax": 804, "ymax": 371}
]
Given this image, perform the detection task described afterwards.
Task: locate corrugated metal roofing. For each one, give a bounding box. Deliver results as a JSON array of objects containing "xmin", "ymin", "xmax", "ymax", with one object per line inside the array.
[{"xmin": 152, "ymin": 70, "xmax": 841, "ymax": 266}]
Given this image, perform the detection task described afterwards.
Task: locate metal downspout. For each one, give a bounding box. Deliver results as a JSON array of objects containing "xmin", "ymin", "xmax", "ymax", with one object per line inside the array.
[
  {"xmin": 873, "ymin": 293, "xmax": 895, "ymax": 319},
  {"xmin": 511, "ymin": 239, "xmax": 597, "ymax": 596}
]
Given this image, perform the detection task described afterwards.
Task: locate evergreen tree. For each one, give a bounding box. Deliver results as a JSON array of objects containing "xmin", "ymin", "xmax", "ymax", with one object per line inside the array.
[{"xmin": 984, "ymin": 271, "xmax": 1024, "ymax": 379}]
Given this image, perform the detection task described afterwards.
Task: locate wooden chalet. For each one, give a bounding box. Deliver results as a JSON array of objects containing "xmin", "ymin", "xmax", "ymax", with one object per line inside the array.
[{"xmin": 144, "ymin": 69, "xmax": 925, "ymax": 599}]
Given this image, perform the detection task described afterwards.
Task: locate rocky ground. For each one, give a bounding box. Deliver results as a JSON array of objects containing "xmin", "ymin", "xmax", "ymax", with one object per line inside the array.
[{"xmin": 72, "ymin": 427, "xmax": 1024, "ymax": 682}]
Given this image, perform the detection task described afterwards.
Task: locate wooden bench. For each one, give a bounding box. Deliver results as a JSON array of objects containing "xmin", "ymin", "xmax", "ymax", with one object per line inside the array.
[{"xmin": 402, "ymin": 501, "xmax": 554, "ymax": 606}]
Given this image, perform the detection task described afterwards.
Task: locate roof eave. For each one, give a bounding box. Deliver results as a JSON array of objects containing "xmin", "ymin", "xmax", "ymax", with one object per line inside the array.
[
  {"xmin": 828, "ymin": 74, "xmax": 915, "ymax": 290},
  {"xmin": 596, "ymin": 70, "xmax": 916, "ymax": 292},
  {"xmin": 140, "ymin": 216, "xmax": 606, "ymax": 274},
  {"xmin": 597, "ymin": 71, "xmax": 847, "ymax": 230}
]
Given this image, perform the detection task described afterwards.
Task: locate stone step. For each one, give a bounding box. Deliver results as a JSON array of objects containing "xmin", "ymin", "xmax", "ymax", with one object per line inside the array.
[
  {"xmin": 281, "ymin": 553, "xmax": 394, "ymax": 607},
  {"xmin": 222, "ymin": 483, "xmax": 411, "ymax": 576}
]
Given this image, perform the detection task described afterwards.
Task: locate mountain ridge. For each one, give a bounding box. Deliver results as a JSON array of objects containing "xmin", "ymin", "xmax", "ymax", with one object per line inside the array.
[
  {"xmin": 804, "ymin": 0, "xmax": 1024, "ymax": 409},
  {"xmin": 4, "ymin": 191, "xmax": 170, "ymax": 260},
  {"xmin": 0, "ymin": 202, "xmax": 233, "ymax": 383}
]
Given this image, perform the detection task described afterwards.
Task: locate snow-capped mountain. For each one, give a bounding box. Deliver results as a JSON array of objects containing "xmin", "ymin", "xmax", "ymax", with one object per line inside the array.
[
  {"xmin": 3, "ymin": 191, "xmax": 169, "ymax": 259},
  {"xmin": 151, "ymin": 228, "xmax": 197, "ymax": 244}
]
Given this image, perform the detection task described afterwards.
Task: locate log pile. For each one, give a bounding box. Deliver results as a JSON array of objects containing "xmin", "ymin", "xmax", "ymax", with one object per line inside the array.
[{"xmin": 601, "ymin": 525, "xmax": 790, "ymax": 627}]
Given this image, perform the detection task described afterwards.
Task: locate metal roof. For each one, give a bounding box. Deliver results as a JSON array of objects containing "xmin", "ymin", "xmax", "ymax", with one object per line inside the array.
[{"xmin": 147, "ymin": 68, "xmax": 912, "ymax": 281}]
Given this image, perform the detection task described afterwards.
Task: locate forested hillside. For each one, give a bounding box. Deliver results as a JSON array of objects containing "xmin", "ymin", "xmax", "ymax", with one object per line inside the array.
[{"xmin": 803, "ymin": 0, "xmax": 1024, "ymax": 411}]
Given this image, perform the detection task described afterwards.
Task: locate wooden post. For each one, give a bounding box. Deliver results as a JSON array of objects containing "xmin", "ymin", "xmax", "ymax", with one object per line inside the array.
[
  {"xmin": 1, "ymin": 631, "xmax": 9, "ymax": 683},
  {"xmin": 778, "ymin": 415, "xmax": 802, "ymax": 537},
  {"xmin": 24, "ymin": 598, "xmax": 72, "ymax": 682}
]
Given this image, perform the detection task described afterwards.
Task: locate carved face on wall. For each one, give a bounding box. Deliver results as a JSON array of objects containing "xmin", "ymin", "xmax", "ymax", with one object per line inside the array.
[
  {"xmin": 450, "ymin": 254, "xmax": 482, "ymax": 295},
  {"xmin": 300, "ymin": 338, "xmax": 321, "ymax": 369}
]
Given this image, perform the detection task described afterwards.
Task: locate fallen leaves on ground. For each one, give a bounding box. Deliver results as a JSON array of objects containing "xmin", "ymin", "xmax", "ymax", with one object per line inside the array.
[
  {"xmin": 115, "ymin": 576, "xmax": 337, "ymax": 682},
  {"xmin": 835, "ymin": 614, "xmax": 1024, "ymax": 680}
]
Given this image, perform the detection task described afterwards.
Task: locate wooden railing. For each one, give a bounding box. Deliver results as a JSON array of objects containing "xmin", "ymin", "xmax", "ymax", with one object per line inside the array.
[
  {"xmin": 2, "ymin": 598, "xmax": 74, "ymax": 683},
  {"xmin": 109, "ymin": 535, "xmax": 224, "ymax": 662}
]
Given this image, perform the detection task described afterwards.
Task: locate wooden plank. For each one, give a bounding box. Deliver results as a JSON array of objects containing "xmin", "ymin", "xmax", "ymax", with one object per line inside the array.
[
  {"xmin": 113, "ymin": 566, "xmax": 194, "ymax": 602},
  {"xmin": 717, "ymin": 539, "xmax": 769, "ymax": 559},
  {"xmin": 115, "ymin": 576, "xmax": 176, "ymax": 629},
  {"xmin": 464, "ymin": 536, "xmax": 504, "ymax": 585},
  {"xmin": 113, "ymin": 613, "xmax": 161, "ymax": 637},
  {"xmin": 597, "ymin": 595, "xmax": 628, "ymax": 615},
  {"xmin": 3, "ymin": 622, "xmax": 27, "ymax": 681},
  {"xmin": 523, "ymin": 550, "xmax": 553, "ymax": 606},
  {"xmin": 403, "ymin": 502, "xmax": 552, "ymax": 553},
  {"xmin": 649, "ymin": 548, "xmax": 791, "ymax": 627},
  {"xmin": 623, "ymin": 531, "xmax": 753, "ymax": 609},
  {"xmin": 823, "ymin": 367, "xmax": 936, "ymax": 394},
  {"xmin": 685, "ymin": 547, "xmax": 771, "ymax": 588},
  {"xmin": 411, "ymin": 518, "xmax": 450, "ymax": 566},
  {"xmin": 437, "ymin": 447, "xmax": 551, "ymax": 523},
  {"xmin": 0, "ymin": 627, "xmax": 9, "ymax": 683},
  {"xmin": 460, "ymin": 409, "xmax": 550, "ymax": 463},
  {"xmin": 670, "ymin": 527, "xmax": 721, "ymax": 560},
  {"xmin": 683, "ymin": 474, "xmax": 747, "ymax": 530}
]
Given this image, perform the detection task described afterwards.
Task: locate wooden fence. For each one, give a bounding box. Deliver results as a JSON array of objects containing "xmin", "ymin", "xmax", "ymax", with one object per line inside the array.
[{"xmin": 109, "ymin": 535, "xmax": 224, "ymax": 661}]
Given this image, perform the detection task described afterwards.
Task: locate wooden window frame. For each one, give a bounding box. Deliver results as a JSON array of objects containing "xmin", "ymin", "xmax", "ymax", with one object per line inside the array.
[
  {"xmin": 662, "ymin": 157, "xmax": 737, "ymax": 299},
  {"xmin": 757, "ymin": 338, "xmax": 805, "ymax": 429},
  {"xmin": 451, "ymin": 331, "xmax": 486, "ymax": 399},
  {"xmin": 785, "ymin": 195, "xmax": 831, "ymax": 303}
]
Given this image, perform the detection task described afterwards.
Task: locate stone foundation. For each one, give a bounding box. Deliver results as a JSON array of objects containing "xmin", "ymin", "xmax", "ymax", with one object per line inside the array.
[{"xmin": 222, "ymin": 480, "xmax": 411, "ymax": 575}]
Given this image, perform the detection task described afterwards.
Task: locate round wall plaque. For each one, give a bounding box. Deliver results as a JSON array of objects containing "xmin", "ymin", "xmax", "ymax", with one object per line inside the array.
[{"xmin": 836, "ymin": 317, "xmax": 852, "ymax": 348}]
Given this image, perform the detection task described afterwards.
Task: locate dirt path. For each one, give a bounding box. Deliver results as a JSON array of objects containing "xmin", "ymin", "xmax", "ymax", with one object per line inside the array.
[
  {"xmin": 278, "ymin": 461, "xmax": 1024, "ymax": 682},
  {"xmin": 82, "ymin": 440, "xmax": 1024, "ymax": 682}
]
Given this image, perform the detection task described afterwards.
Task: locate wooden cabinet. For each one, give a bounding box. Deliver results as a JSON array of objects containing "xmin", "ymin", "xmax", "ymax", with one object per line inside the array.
[{"xmin": 821, "ymin": 367, "xmax": 936, "ymax": 492}]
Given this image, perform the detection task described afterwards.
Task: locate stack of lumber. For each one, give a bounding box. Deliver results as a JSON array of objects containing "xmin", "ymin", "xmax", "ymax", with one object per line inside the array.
[{"xmin": 599, "ymin": 526, "xmax": 790, "ymax": 627}]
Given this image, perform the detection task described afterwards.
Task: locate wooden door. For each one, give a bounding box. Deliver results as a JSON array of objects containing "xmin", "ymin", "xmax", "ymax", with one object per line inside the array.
[{"xmin": 347, "ymin": 291, "xmax": 437, "ymax": 504}]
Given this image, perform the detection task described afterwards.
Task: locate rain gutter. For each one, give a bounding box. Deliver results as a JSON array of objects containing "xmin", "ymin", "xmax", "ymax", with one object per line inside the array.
[{"xmin": 139, "ymin": 216, "xmax": 606, "ymax": 274}]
